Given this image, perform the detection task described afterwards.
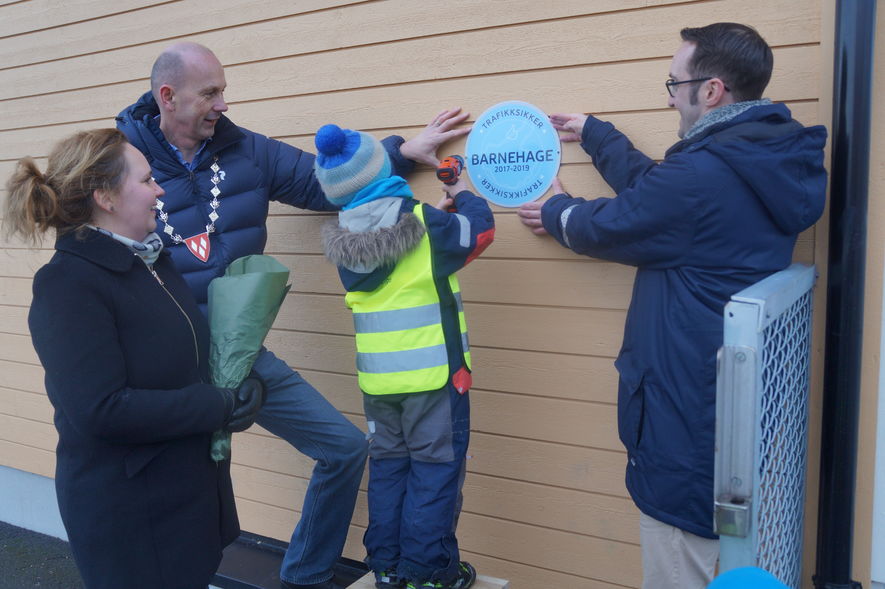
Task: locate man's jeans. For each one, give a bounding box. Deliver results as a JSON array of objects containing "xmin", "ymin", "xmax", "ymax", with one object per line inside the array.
[{"xmin": 252, "ymin": 348, "xmax": 369, "ymax": 586}]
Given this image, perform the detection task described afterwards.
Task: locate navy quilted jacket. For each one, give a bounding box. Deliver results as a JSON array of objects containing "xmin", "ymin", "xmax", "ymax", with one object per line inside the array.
[
  {"xmin": 116, "ymin": 91, "xmax": 413, "ymax": 312},
  {"xmin": 541, "ymin": 103, "xmax": 827, "ymax": 537}
]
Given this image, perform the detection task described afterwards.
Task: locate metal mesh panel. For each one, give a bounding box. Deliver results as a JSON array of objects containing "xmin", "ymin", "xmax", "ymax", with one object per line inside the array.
[
  {"xmin": 716, "ymin": 265, "xmax": 816, "ymax": 587},
  {"xmin": 754, "ymin": 289, "xmax": 813, "ymax": 588}
]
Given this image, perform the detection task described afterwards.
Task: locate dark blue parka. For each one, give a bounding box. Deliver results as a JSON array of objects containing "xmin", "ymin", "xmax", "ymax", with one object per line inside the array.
[
  {"xmin": 29, "ymin": 230, "xmax": 238, "ymax": 588},
  {"xmin": 541, "ymin": 103, "xmax": 827, "ymax": 538},
  {"xmin": 116, "ymin": 92, "xmax": 414, "ymax": 312}
]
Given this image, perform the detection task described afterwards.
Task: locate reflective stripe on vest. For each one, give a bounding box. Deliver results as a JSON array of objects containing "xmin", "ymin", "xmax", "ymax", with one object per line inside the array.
[
  {"xmin": 353, "ymin": 302, "xmax": 441, "ymax": 334},
  {"xmin": 453, "ymin": 290, "xmax": 470, "ymax": 360},
  {"xmin": 357, "ymin": 343, "xmax": 448, "ymax": 373},
  {"xmin": 346, "ymin": 203, "xmax": 470, "ymax": 395}
]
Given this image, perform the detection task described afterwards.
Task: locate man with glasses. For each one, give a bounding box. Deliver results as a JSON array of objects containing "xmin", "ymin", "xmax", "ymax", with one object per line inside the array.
[{"xmin": 517, "ymin": 22, "xmax": 827, "ymax": 589}]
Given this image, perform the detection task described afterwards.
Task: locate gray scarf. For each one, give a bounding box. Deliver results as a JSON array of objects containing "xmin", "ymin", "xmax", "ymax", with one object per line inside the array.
[
  {"xmin": 684, "ymin": 98, "xmax": 772, "ymax": 141},
  {"xmin": 87, "ymin": 225, "xmax": 164, "ymax": 266}
]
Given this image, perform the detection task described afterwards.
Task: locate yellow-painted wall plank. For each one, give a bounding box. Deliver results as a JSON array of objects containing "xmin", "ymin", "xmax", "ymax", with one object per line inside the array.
[
  {"xmin": 0, "ymin": 413, "xmax": 57, "ymax": 451},
  {"xmin": 0, "ymin": 0, "xmax": 365, "ymax": 70},
  {"xmin": 0, "ymin": 0, "xmax": 706, "ymax": 98},
  {"xmin": 0, "ymin": 31, "xmax": 818, "ymax": 133},
  {"xmin": 0, "ymin": 438, "xmax": 55, "ymax": 478},
  {"xmin": 0, "ymin": 332, "xmax": 38, "ymax": 364},
  {"xmin": 1, "ymin": 387, "xmax": 53, "ymax": 423},
  {"xmin": 232, "ymin": 426, "xmax": 628, "ymax": 499},
  {"xmin": 0, "ymin": 359, "xmax": 44, "ymax": 394},
  {"xmin": 0, "ymin": 277, "xmax": 33, "ymax": 307},
  {"xmin": 0, "ymin": 0, "xmax": 164, "ymax": 38},
  {"xmin": 462, "ymin": 472, "xmax": 639, "ymax": 544},
  {"xmin": 0, "ymin": 305, "xmax": 29, "ymax": 336}
]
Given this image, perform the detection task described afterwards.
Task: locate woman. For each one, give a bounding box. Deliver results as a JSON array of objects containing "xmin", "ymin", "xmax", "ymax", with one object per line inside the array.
[{"xmin": 3, "ymin": 128, "xmax": 263, "ymax": 589}]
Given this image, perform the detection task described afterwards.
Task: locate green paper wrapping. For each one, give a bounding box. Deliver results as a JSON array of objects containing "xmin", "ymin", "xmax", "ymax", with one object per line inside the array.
[{"xmin": 208, "ymin": 255, "xmax": 291, "ymax": 461}]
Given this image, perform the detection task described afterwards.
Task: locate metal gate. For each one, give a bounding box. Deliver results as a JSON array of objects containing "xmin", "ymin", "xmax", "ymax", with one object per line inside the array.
[{"xmin": 714, "ymin": 264, "xmax": 817, "ymax": 589}]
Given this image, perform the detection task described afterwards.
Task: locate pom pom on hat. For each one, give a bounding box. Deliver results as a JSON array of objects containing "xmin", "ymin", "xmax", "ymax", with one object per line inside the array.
[
  {"xmin": 314, "ymin": 124, "xmax": 392, "ymax": 207},
  {"xmin": 315, "ymin": 124, "xmax": 347, "ymax": 157}
]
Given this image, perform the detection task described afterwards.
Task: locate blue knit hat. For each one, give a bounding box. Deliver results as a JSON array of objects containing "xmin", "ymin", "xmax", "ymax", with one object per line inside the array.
[
  {"xmin": 707, "ymin": 567, "xmax": 788, "ymax": 589},
  {"xmin": 314, "ymin": 124, "xmax": 392, "ymax": 207}
]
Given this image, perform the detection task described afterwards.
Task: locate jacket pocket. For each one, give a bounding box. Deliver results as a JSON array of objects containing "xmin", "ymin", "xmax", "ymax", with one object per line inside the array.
[
  {"xmin": 124, "ymin": 443, "xmax": 169, "ymax": 479},
  {"xmin": 615, "ymin": 357, "xmax": 645, "ymax": 452}
]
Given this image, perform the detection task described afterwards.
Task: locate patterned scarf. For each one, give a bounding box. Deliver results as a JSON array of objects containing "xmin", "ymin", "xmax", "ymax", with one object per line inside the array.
[
  {"xmin": 684, "ymin": 98, "xmax": 772, "ymax": 141},
  {"xmin": 87, "ymin": 225, "xmax": 164, "ymax": 266}
]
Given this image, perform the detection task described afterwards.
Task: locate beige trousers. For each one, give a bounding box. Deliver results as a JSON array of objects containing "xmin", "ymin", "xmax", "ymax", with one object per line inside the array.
[{"xmin": 640, "ymin": 513, "xmax": 719, "ymax": 589}]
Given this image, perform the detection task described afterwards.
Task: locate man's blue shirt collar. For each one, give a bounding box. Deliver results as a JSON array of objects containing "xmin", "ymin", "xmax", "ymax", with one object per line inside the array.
[{"xmin": 153, "ymin": 114, "xmax": 210, "ymax": 170}]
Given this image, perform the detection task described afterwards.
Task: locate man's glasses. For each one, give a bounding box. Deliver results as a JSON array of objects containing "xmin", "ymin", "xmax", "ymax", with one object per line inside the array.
[{"xmin": 665, "ymin": 77, "xmax": 730, "ymax": 97}]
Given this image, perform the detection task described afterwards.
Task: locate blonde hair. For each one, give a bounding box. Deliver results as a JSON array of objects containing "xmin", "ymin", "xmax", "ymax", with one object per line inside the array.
[{"xmin": 3, "ymin": 128, "xmax": 129, "ymax": 244}]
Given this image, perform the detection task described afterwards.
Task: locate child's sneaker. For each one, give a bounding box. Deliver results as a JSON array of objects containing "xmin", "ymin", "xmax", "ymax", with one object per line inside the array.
[
  {"xmin": 405, "ymin": 562, "xmax": 476, "ymax": 589},
  {"xmin": 375, "ymin": 570, "xmax": 406, "ymax": 588}
]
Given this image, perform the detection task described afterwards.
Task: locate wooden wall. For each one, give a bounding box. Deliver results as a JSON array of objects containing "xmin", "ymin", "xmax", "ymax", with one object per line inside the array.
[{"xmin": 0, "ymin": 1, "xmax": 831, "ymax": 587}]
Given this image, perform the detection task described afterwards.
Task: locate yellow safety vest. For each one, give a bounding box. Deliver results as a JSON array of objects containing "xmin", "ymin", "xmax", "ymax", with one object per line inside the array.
[{"xmin": 345, "ymin": 203, "xmax": 471, "ymax": 395}]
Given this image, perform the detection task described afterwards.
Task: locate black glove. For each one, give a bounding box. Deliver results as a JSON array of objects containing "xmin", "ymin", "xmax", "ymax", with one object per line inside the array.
[{"xmin": 221, "ymin": 376, "xmax": 267, "ymax": 433}]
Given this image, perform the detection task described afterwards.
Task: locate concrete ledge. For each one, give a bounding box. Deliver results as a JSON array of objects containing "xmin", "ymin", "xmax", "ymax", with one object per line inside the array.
[
  {"xmin": 350, "ymin": 571, "xmax": 510, "ymax": 589},
  {"xmin": 0, "ymin": 465, "xmax": 67, "ymax": 540}
]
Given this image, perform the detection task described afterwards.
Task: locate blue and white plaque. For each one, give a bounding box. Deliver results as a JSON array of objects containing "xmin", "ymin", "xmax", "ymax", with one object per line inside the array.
[{"xmin": 465, "ymin": 101, "xmax": 560, "ymax": 208}]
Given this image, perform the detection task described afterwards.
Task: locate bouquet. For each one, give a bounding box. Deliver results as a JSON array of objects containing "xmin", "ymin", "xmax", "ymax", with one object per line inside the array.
[{"xmin": 208, "ymin": 255, "xmax": 291, "ymax": 461}]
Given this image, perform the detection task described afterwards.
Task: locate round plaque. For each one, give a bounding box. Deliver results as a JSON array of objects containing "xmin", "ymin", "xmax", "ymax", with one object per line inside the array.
[{"xmin": 465, "ymin": 101, "xmax": 561, "ymax": 207}]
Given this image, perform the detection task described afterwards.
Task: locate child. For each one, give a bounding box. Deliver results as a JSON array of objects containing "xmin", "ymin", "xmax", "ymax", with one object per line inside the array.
[{"xmin": 314, "ymin": 124, "xmax": 495, "ymax": 589}]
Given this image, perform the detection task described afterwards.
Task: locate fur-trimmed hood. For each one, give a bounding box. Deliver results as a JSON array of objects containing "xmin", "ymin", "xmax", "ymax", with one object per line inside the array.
[{"xmin": 322, "ymin": 197, "xmax": 424, "ymax": 272}]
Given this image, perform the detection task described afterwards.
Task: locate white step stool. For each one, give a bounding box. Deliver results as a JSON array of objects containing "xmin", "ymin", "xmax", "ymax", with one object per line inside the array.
[{"xmin": 349, "ymin": 572, "xmax": 510, "ymax": 589}]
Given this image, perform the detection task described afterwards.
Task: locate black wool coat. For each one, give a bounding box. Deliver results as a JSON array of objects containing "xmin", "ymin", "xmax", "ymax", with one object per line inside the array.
[{"xmin": 28, "ymin": 229, "xmax": 239, "ymax": 589}]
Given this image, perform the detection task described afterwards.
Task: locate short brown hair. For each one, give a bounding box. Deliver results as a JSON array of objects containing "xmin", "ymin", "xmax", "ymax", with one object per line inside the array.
[
  {"xmin": 680, "ymin": 23, "xmax": 773, "ymax": 102},
  {"xmin": 3, "ymin": 128, "xmax": 129, "ymax": 244}
]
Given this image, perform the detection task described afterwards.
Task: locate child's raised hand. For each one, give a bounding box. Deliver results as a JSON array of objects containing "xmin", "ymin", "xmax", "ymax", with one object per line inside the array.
[
  {"xmin": 441, "ymin": 176, "xmax": 468, "ymax": 199},
  {"xmin": 435, "ymin": 194, "xmax": 455, "ymax": 211}
]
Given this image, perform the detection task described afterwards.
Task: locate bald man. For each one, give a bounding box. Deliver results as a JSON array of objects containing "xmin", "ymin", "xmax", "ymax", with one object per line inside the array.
[{"xmin": 117, "ymin": 42, "xmax": 469, "ymax": 589}]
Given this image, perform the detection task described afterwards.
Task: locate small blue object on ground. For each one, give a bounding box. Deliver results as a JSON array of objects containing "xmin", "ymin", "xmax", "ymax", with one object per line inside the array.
[{"xmin": 707, "ymin": 566, "xmax": 789, "ymax": 588}]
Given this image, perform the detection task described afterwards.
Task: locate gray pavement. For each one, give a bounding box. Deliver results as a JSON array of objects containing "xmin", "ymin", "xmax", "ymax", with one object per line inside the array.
[
  {"xmin": 0, "ymin": 520, "xmax": 363, "ymax": 588},
  {"xmin": 0, "ymin": 520, "xmax": 83, "ymax": 588}
]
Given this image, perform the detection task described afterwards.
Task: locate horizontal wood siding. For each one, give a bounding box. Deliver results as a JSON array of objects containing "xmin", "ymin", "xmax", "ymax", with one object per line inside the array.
[{"xmin": 0, "ymin": 1, "xmax": 827, "ymax": 586}]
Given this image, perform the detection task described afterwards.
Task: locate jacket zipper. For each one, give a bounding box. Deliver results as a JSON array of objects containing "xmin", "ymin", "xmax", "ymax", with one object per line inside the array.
[
  {"xmin": 147, "ymin": 264, "xmax": 200, "ymax": 368},
  {"xmin": 146, "ymin": 263, "xmax": 216, "ymax": 468}
]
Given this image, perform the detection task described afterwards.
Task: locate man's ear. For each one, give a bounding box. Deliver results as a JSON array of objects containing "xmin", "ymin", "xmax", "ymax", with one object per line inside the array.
[
  {"xmin": 157, "ymin": 84, "xmax": 175, "ymax": 110},
  {"xmin": 92, "ymin": 188, "xmax": 116, "ymax": 214},
  {"xmin": 704, "ymin": 78, "xmax": 730, "ymax": 108}
]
